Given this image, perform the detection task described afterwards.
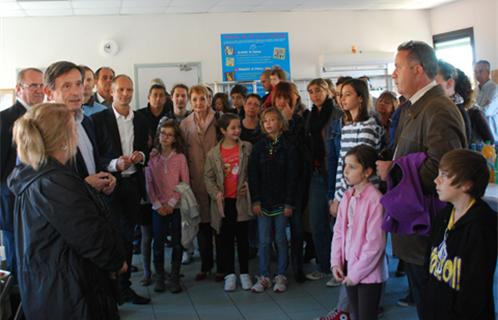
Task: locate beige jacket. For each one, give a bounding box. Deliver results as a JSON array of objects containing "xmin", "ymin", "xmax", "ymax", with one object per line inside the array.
[
  {"xmin": 180, "ymin": 110, "xmax": 218, "ymax": 223},
  {"xmin": 204, "ymin": 140, "xmax": 253, "ymax": 234}
]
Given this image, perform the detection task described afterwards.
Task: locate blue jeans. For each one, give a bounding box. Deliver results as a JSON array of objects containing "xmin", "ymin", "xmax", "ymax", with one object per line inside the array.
[
  {"xmin": 152, "ymin": 209, "xmax": 182, "ymax": 278},
  {"xmin": 308, "ymin": 173, "xmax": 333, "ymax": 273},
  {"xmin": 257, "ymin": 213, "xmax": 288, "ymax": 277},
  {"xmin": 1, "ymin": 184, "xmax": 16, "ymax": 274}
]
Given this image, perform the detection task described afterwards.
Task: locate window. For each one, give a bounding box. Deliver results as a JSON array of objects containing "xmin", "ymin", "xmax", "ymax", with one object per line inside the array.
[{"xmin": 433, "ymin": 28, "xmax": 475, "ymax": 81}]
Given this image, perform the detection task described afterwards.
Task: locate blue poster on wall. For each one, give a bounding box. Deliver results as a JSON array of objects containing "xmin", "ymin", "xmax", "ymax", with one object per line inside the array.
[{"xmin": 220, "ymin": 32, "xmax": 291, "ymax": 91}]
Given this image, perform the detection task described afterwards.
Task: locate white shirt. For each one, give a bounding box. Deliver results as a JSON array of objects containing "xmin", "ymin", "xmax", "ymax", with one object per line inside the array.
[
  {"xmin": 96, "ymin": 92, "xmax": 106, "ymax": 104},
  {"xmin": 409, "ymin": 81, "xmax": 437, "ymax": 106},
  {"xmin": 17, "ymin": 98, "xmax": 31, "ymax": 110},
  {"xmin": 108, "ymin": 106, "xmax": 139, "ymax": 176},
  {"xmin": 75, "ymin": 111, "xmax": 96, "ymax": 175}
]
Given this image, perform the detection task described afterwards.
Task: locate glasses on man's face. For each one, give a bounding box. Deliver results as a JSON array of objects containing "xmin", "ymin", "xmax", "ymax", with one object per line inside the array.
[{"xmin": 20, "ymin": 83, "xmax": 44, "ymax": 90}]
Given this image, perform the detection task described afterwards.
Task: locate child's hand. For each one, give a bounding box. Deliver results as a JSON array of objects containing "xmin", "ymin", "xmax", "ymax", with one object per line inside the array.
[
  {"xmin": 342, "ymin": 277, "xmax": 356, "ymax": 287},
  {"xmin": 329, "ymin": 200, "xmax": 339, "ymax": 217},
  {"xmin": 283, "ymin": 207, "xmax": 293, "ymax": 217},
  {"xmin": 239, "ymin": 183, "xmax": 248, "ymax": 196},
  {"xmin": 252, "ymin": 203, "xmax": 262, "ymax": 216},
  {"xmin": 158, "ymin": 205, "xmax": 173, "ymax": 216},
  {"xmin": 216, "ymin": 192, "xmax": 224, "ymax": 202},
  {"xmin": 332, "ymin": 266, "xmax": 345, "ymax": 282}
]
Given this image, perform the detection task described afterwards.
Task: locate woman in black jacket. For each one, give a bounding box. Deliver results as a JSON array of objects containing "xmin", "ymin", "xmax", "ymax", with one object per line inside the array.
[{"xmin": 8, "ymin": 103, "xmax": 126, "ymax": 320}]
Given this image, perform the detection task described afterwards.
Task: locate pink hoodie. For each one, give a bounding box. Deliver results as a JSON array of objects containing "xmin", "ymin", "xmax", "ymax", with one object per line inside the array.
[{"xmin": 331, "ymin": 183, "xmax": 389, "ymax": 284}]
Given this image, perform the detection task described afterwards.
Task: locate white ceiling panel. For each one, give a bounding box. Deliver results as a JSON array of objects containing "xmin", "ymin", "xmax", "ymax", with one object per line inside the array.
[
  {"xmin": 2, "ymin": 0, "xmax": 460, "ymax": 17},
  {"xmin": 25, "ymin": 8, "xmax": 73, "ymax": 16},
  {"xmin": 73, "ymin": 7, "xmax": 120, "ymax": 15},
  {"xmin": 71, "ymin": 1, "xmax": 121, "ymax": 9},
  {"xmin": 18, "ymin": 0, "xmax": 71, "ymax": 10},
  {"xmin": 121, "ymin": 0, "xmax": 171, "ymax": 7},
  {"xmin": 121, "ymin": 6, "xmax": 168, "ymax": 14}
]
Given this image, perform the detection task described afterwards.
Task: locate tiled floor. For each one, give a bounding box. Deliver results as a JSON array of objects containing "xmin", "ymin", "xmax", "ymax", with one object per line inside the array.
[{"xmin": 120, "ymin": 244, "xmax": 420, "ymax": 320}]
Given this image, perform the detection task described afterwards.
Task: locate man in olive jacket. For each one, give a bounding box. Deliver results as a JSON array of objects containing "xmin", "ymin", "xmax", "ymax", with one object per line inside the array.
[{"xmin": 376, "ymin": 41, "xmax": 466, "ymax": 317}]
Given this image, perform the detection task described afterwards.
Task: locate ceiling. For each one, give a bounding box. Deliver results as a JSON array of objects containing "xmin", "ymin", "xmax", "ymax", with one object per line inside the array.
[{"xmin": 0, "ymin": 0, "xmax": 458, "ymax": 17}]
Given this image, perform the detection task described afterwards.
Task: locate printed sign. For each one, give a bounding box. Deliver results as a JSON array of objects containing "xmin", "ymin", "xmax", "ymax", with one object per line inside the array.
[{"xmin": 221, "ymin": 33, "xmax": 291, "ymax": 94}]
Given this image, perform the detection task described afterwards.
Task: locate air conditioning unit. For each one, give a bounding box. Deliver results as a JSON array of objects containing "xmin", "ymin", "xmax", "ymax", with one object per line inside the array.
[{"xmin": 320, "ymin": 52, "xmax": 395, "ymax": 73}]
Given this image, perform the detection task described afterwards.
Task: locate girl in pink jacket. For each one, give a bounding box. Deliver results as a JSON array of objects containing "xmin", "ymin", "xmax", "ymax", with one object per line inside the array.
[{"xmin": 331, "ymin": 144, "xmax": 388, "ymax": 320}]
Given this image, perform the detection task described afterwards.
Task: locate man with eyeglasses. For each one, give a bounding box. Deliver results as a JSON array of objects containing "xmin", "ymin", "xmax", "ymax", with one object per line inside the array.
[
  {"xmin": 0, "ymin": 67, "xmax": 44, "ymax": 276},
  {"xmin": 376, "ymin": 41, "xmax": 466, "ymax": 318}
]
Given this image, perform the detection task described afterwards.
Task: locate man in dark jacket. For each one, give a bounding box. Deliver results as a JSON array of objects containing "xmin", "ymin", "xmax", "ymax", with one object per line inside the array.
[
  {"xmin": 0, "ymin": 67, "xmax": 44, "ymax": 274},
  {"xmin": 376, "ymin": 41, "xmax": 466, "ymax": 317},
  {"xmin": 43, "ymin": 61, "xmax": 116, "ymax": 194},
  {"xmin": 92, "ymin": 74, "xmax": 151, "ymax": 305}
]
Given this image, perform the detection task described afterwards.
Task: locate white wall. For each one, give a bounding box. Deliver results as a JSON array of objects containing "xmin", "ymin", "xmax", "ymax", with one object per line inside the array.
[
  {"xmin": 0, "ymin": 10, "xmax": 432, "ymax": 91},
  {"xmin": 430, "ymin": 0, "xmax": 497, "ymax": 67}
]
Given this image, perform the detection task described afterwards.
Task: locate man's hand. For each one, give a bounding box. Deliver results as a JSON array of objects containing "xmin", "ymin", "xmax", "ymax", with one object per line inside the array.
[
  {"xmin": 119, "ymin": 261, "xmax": 128, "ymax": 274},
  {"xmin": 116, "ymin": 155, "xmax": 132, "ymax": 172},
  {"xmin": 130, "ymin": 151, "xmax": 144, "ymax": 164},
  {"xmin": 376, "ymin": 160, "xmax": 393, "ymax": 181},
  {"xmin": 85, "ymin": 172, "xmax": 112, "ymax": 192},
  {"xmin": 101, "ymin": 173, "xmax": 116, "ymax": 195}
]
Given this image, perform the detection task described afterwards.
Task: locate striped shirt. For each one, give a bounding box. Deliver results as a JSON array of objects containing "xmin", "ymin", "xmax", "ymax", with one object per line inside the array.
[{"xmin": 334, "ymin": 117, "xmax": 383, "ymax": 202}]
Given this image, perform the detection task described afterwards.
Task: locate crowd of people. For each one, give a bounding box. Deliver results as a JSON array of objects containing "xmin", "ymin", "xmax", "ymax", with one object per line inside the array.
[{"xmin": 0, "ymin": 40, "xmax": 497, "ymax": 320}]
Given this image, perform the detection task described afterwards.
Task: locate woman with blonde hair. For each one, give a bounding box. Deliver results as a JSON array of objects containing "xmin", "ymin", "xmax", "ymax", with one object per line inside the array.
[
  {"xmin": 180, "ymin": 85, "xmax": 223, "ymax": 281},
  {"xmin": 8, "ymin": 103, "xmax": 126, "ymax": 320}
]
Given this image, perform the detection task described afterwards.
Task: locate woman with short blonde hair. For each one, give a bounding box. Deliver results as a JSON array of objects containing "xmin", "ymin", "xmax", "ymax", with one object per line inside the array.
[{"xmin": 9, "ymin": 103, "xmax": 126, "ymax": 320}]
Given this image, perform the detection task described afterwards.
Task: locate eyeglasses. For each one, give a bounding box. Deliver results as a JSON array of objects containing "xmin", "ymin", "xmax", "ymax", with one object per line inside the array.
[{"xmin": 20, "ymin": 83, "xmax": 44, "ymax": 90}]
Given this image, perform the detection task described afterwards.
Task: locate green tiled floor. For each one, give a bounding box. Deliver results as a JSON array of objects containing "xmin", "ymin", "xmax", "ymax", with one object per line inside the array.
[{"xmin": 120, "ymin": 246, "xmax": 420, "ymax": 320}]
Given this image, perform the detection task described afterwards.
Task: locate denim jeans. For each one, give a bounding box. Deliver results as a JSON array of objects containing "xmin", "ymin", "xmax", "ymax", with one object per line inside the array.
[
  {"xmin": 308, "ymin": 173, "xmax": 333, "ymax": 273},
  {"xmin": 0, "ymin": 184, "xmax": 15, "ymax": 274},
  {"xmin": 257, "ymin": 213, "xmax": 288, "ymax": 277},
  {"xmin": 152, "ymin": 209, "xmax": 182, "ymax": 277}
]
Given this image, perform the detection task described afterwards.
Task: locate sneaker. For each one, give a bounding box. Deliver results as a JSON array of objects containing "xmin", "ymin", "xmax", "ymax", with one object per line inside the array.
[
  {"xmin": 182, "ymin": 252, "xmax": 193, "ymax": 265},
  {"xmin": 251, "ymin": 276, "xmax": 271, "ymax": 293},
  {"xmin": 240, "ymin": 274, "xmax": 253, "ymax": 290},
  {"xmin": 396, "ymin": 296, "xmax": 415, "ymax": 307},
  {"xmin": 224, "ymin": 273, "xmax": 237, "ymax": 292},
  {"xmin": 314, "ymin": 309, "xmax": 350, "ymax": 320},
  {"xmin": 306, "ymin": 271, "xmax": 325, "ymax": 281},
  {"xmin": 273, "ymin": 275, "xmax": 288, "ymax": 293},
  {"xmin": 326, "ymin": 276, "xmax": 341, "ymax": 287}
]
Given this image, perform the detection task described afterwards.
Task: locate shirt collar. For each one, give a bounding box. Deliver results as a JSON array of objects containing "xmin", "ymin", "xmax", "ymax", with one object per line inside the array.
[
  {"xmin": 112, "ymin": 105, "xmax": 134, "ymax": 120},
  {"xmin": 17, "ymin": 98, "xmax": 31, "ymax": 110},
  {"xmin": 74, "ymin": 109, "xmax": 84, "ymax": 123},
  {"xmin": 409, "ymin": 81, "xmax": 437, "ymax": 106}
]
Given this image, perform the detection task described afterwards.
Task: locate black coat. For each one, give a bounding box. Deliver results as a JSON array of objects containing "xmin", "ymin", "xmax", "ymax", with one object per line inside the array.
[
  {"xmin": 0, "ymin": 100, "xmax": 26, "ymax": 231},
  {"xmin": 7, "ymin": 158, "xmax": 126, "ymax": 320},
  {"xmin": 248, "ymin": 135, "xmax": 298, "ymax": 210},
  {"xmin": 421, "ymin": 199, "xmax": 497, "ymax": 320},
  {"xmin": 91, "ymin": 108, "xmax": 150, "ymax": 198}
]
